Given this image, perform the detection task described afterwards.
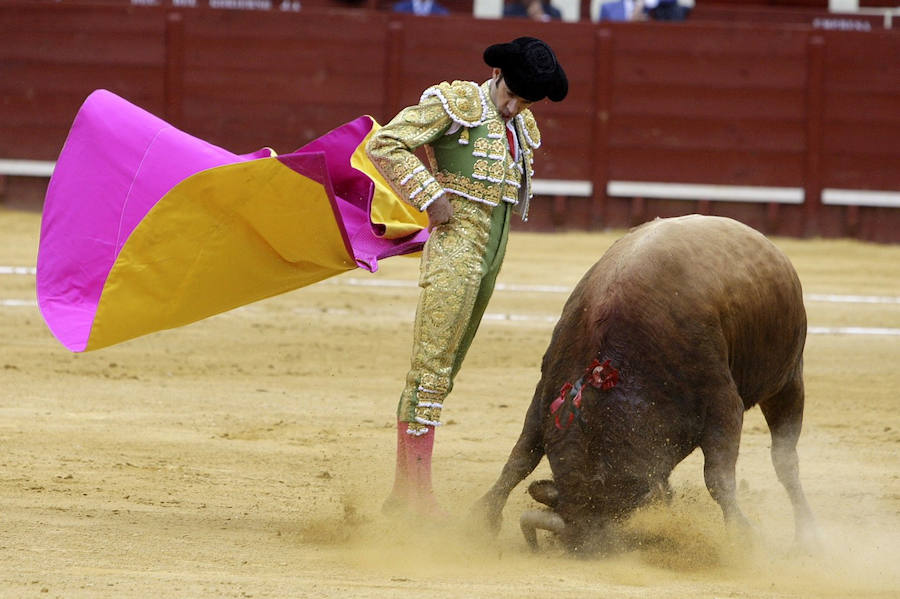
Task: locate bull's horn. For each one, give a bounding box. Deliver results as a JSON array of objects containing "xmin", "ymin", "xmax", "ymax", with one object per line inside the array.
[{"xmin": 519, "ymin": 510, "xmax": 565, "ymax": 551}]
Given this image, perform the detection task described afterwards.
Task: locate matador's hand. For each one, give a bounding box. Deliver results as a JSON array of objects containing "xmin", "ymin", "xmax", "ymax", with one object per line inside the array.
[{"xmin": 426, "ymin": 195, "xmax": 453, "ymax": 231}]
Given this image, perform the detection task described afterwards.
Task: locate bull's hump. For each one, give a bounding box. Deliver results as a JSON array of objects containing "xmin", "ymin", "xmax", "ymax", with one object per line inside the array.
[
  {"xmin": 586, "ymin": 215, "xmax": 801, "ymax": 325},
  {"xmin": 611, "ymin": 216, "xmax": 786, "ymax": 282}
]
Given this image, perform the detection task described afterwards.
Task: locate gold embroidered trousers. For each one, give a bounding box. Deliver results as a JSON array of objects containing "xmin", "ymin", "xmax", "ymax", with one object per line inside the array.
[{"xmin": 400, "ymin": 197, "xmax": 511, "ymax": 435}]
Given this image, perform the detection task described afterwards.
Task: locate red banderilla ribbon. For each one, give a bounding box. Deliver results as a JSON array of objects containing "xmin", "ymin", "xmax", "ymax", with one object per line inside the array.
[{"xmin": 550, "ymin": 357, "xmax": 619, "ymax": 430}]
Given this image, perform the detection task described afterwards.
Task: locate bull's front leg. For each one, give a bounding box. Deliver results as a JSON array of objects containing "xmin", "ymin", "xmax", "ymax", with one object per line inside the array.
[{"xmin": 470, "ymin": 397, "xmax": 545, "ymax": 536}]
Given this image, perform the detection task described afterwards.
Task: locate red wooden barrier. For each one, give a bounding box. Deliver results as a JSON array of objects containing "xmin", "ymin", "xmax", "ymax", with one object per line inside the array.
[
  {"xmin": 1, "ymin": 3, "xmax": 898, "ymax": 241},
  {"xmin": 176, "ymin": 9, "xmax": 393, "ymax": 153},
  {"xmin": 0, "ymin": 5, "xmax": 168, "ymax": 158},
  {"xmin": 691, "ymin": 4, "xmax": 892, "ymax": 30}
]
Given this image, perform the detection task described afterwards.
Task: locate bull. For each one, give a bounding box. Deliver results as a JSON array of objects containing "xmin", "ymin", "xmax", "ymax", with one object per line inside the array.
[{"xmin": 473, "ymin": 215, "xmax": 818, "ymax": 553}]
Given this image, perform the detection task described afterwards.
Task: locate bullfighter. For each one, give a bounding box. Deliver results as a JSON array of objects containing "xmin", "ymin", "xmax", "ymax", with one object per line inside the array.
[{"xmin": 366, "ymin": 36, "xmax": 568, "ymax": 515}]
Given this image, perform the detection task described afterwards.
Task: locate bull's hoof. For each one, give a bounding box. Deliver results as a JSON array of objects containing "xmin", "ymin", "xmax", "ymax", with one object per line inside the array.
[
  {"xmin": 791, "ymin": 523, "xmax": 824, "ymax": 557},
  {"xmin": 467, "ymin": 493, "xmax": 504, "ymax": 537}
]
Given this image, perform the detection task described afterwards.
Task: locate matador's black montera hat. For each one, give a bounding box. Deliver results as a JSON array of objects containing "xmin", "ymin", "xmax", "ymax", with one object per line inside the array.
[{"xmin": 483, "ymin": 37, "xmax": 568, "ymax": 103}]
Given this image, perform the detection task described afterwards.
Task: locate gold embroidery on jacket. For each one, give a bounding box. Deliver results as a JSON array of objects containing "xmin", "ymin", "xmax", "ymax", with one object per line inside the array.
[
  {"xmin": 486, "ymin": 120, "xmax": 505, "ymax": 139},
  {"xmin": 420, "ymin": 81, "xmax": 487, "ymax": 127},
  {"xmin": 366, "ymin": 80, "xmax": 542, "ymax": 219},
  {"xmin": 472, "ymin": 138, "xmax": 490, "ymax": 158},
  {"xmin": 436, "ymin": 172, "xmax": 501, "ymax": 205},
  {"xmin": 472, "ymin": 159, "xmax": 490, "ymax": 182},
  {"xmin": 487, "ymin": 138, "xmax": 506, "ymax": 160},
  {"xmin": 365, "ymin": 97, "xmax": 451, "ymax": 211},
  {"xmin": 488, "ymin": 161, "xmax": 506, "ymax": 184},
  {"xmin": 517, "ymin": 110, "xmax": 542, "ymax": 149}
]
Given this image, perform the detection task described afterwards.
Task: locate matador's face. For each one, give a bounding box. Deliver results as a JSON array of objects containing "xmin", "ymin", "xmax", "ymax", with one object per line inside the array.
[{"xmin": 490, "ymin": 68, "xmax": 534, "ymax": 121}]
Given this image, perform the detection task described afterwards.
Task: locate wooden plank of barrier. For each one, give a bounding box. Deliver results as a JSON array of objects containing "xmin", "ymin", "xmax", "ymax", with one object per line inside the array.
[
  {"xmin": 821, "ymin": 31, "xmax": 900, "ymax": 194},
  {"xmin": 607, "ymin": 24, "xmax": 809, "ymax": 192},
  {"xmin": 384, "ymin": 18, "xmax": 405, "ymax": 123},
  {"xmin": 803, "ymin": 33, "xmax": 826, "ymax": 235},
  {"xmin": 0, "ymin": 4, "xmax": 168, "ymax": 159},
  {"xmin": 590, "ymin": 27, "xmax": 612, "ymax": 228},
  {"xmin": 164, "ymin": 10, "xmax": 184, "ymax": 127},
  {"xmin": 176, "ymin": 9, "xmax": 390, "ymax": 153},
  {"xmin": 690, "ymin": 5, "xmax": 891, "ymax": 30}
]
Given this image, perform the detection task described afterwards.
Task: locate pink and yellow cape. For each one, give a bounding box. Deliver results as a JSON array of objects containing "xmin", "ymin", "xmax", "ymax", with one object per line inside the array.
[{"xmin": 37, "ymin": 90, "xmax": 429, "ymax": 352}]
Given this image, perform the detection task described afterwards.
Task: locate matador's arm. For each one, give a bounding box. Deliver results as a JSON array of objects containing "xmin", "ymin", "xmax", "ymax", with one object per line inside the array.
[{"xmin": 365, "ymin": 96, "xmax": 452, "ymax": 213}]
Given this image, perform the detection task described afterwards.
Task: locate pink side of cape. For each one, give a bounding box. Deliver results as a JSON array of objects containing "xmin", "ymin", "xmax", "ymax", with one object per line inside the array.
[{"xmin": 36, "ymin": 90, "xmax": 426, "ymax": 352}]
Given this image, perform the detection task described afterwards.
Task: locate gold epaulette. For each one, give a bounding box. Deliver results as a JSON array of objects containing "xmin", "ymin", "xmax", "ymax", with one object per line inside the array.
[
  {"xmin": 516, "ymin": 109, "xmax": 542, "ymax": 150},
  {"xmin": 419, "ymin": 81, "xmax": 488, "ymax": 129}
]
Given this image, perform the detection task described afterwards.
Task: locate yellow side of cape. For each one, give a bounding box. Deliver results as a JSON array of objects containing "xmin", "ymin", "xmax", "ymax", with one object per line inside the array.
[
  {"xmin": 87, "ymin": 157, "xmax": 356, "ymax": 351},
  {"xmin": 353, "ymin": 121, "xmax": 430, "ymax": 239}
]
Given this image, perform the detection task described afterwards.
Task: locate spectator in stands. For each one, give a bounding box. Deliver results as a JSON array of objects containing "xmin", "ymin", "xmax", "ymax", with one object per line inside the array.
[
  {"xmin": 643, "ymin": 0, "xmax": 689, "ymax": 20},
  {"xmin": 393, "ymin": 0, "xmax": 449, "ymax": 15},
  {"xmin": 503, "ymin": 0, "xmax": 562, "ymax": 21},
  {"xmin": 597, "ymin": 0, "xmax": 645, "ymax": 21}
]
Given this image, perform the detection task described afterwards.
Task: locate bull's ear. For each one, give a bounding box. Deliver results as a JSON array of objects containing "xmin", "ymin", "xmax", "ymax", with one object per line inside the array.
[{"xmin": 527, "ymin": 479, "xmax": 559, "ymax": 508}]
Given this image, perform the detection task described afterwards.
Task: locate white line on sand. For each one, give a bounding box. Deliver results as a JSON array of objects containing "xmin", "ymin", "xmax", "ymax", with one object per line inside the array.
[
  {"xmin": 5, "ymin": 268, "xmax": 900, "ymax": 305},
  {"xmin": 4, "ymin": 270, "xmax": 898, "ymax": 335},
  {"xmin": 335, "ymin": 277, "xmax": 900, "ymax": 305}
]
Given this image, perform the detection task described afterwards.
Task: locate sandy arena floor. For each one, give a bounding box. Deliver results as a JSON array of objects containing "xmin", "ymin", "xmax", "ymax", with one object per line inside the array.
[{"xmin": 1, "ymin": 207, "xmax": 898, "ymax": 598}]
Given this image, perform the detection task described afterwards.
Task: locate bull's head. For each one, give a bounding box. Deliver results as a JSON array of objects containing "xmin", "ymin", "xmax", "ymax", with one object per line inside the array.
[
  {"xmin": 518, "ymin": 477, "xmax": 615, "ymax": 554},
  {"xmin": 520, "ymin": 474, "xmax": 671, "ymax": 554}
]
